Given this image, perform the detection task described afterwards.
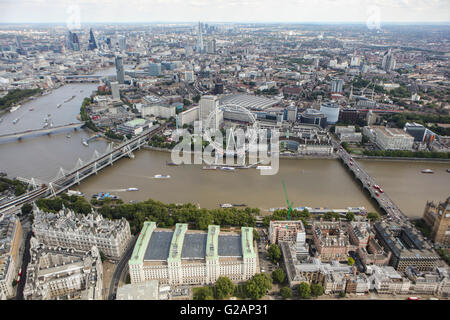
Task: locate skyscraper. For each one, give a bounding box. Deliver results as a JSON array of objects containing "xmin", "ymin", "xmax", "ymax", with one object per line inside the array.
[
  {"xmin": 88, "ymin": 28, "xmax": 97, "ymax": 50},
  {"xmin": 331, "ymin": 79, "xmax": 344, "ymax": 93},
  {"xmin": 67, "ymin": 31, "xmax": 80, "ymax": 51},
  {"xmin": 382, "ymin": 49, "xmax": 396, "ymax": 73},
  {"xmin": 196, "ymin": 22, "xmax": 204, "ymax": 53},
  {"xmin": 118, "ymin": 37, "xmax": 126, "ymax": 51},
  {"xmin": 115, "ymin": 55, "xmax": 125, "ymax": 84}
]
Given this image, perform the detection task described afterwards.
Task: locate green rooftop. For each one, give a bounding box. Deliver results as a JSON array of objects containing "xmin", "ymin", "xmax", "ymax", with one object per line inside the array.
[
  {"xmin": 129, "ymin": 221, "xmax": 156, "ymax": 265},
  {"xmin": 206, "ymin": 225, "xmax": 220, "ymax": 260},
  {"xmin": 124, "ymin": 118, "xmax": 147, "ymax": 127},
  {"xmin": 167, "ymin": 223, "xmax": 188, "ymax": 263},
  {"xmin": 241, "ymin": 227, "xmax": 256, "ymax": 259}
]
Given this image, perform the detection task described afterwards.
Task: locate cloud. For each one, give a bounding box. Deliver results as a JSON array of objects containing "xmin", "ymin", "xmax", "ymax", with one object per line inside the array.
[{"xmin": 0, "ymin": 0, "xmax": 449, "ymax": 23}]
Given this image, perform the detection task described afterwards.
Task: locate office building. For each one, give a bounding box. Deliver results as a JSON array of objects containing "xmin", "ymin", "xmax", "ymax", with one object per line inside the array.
[
  {"xmin": 32, "ymin": 206, "xmax": 132, "ymax": 260},
  {"xmin": 115, "ymin": 55, "xmax": 125, "ymax": 84},
  {"xmin": 404, "ymin": 122, "xmax": 437, "ymax": 143},
  {"xmin": 116, "ymin": 280, "xmax": 161, "ymax": 300},
  {"xmin": 23, "ymin": 238, "xmax": 102, "ymax": 300},
  {"xmin": 200, "ymin": 95, "xmax": 223, "ymax": 131},
  {"xmin": 374, "ymin": 221, "xmax": 439, "ymax": 271},
  {"xmin": 178, "ymin": 106, "xmax": 199, "ymax": 127},
  {"xmin": 331, "ymin": 79, "xmax": 344, "ymax": 93},
  {"xmin": 184, "ymin": 71, "xmax": 195, "ymax": 83},
  {"xmin": 149, "ymin": 63, "xmax": 162, "ymax": 76},
  {"xmin": 300, "ymin": 109, "xmax": 327, "ymax": 128},
  {"xmin": 335, "ymin": 126, "xmax": 362, "ymax": 143},
  {"xmin": 118, "ymin": 36, "xmax": 126, "ymax": 51},
  {"xmin": 320, "ymin": 102, "xmax": 340, "ymax": 125},
  {"xmin": 111, "ymin": 81, "xmax": 120, "ymax": 101},
  {"xmin": 117, "ymin": 119, "xmax": 151, "ymax": 136},
  {"xmin": 312, "ymin": 220, "xmax": 354, "ymax": 262},
  {"xmin": 196, "ymin": 22, "xmax": 204, "ymax": 53},
  {"xmin": 381, "ymin": 49, "xmax": 396, "ymax": 72},
  {"xmin": 367, "ymin": 265, "xmax": 410, "ymax": 294},
  {"xmin": 338, "ymin": 108, "xmax": 360, "ymax": 124},
  {"xmin": 269, "ymin": 220, "xmax": 305, "ymax": 244},
  {"xmin": 88, "ymin": 28, "xmax": 97, "ymax": 50},
  {"xmin": 286, "ymin": 106, "xmax": 298, "ymax": 123},
  {"xmin": 370, "ymin": 126, "xmax": 414, "ymax": 151},
  {"xmin": 128, "ymin": 222, "xmax": 257, "ymax": 285},
  {"xmin": 0, "ymin": 213, "xmax": 23, "ymax": 300}
]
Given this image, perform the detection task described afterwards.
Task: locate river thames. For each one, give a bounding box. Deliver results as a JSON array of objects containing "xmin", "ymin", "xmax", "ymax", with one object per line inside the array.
[{"xmin": 0, "ymin": 69, "xmax": 449, "ymax": 218}]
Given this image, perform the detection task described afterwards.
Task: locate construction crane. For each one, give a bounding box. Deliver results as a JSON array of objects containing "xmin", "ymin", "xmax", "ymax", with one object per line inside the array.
[{"xmin": 282, "ymin": 180, "xmax": 293, "ymax": 223}]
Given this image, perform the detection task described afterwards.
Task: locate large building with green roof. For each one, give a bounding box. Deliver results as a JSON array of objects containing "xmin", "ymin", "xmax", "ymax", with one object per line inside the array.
[{"xmin": 128, "ymin": 222, "xmax": 258, "ymax": 285}]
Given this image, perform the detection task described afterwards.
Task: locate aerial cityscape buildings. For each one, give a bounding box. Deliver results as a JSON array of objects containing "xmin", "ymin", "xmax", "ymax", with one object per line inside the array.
[{"xmin": 0, "ymin": 4, "xmax": 448, "ymax": 307}]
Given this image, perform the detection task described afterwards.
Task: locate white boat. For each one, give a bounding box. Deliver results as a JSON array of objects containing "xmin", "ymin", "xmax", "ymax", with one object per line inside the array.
[
  {"xmin": 154, "ymin": 174, "xmax": 170, "ymax": 179},
  {"xmin": 10, "ymin": 105, "xmax": 21, "ymax": 113},
  {"xmin": 67, "ymin": 190, "xmax": 84, "ymax": 196},
  {"xmin": 29, "ymin": 107, "xmax": 34, "ymax": 111},
  {"xmin": 421, "ymin": 169, "xmax": 434, "ymax": 174},
  {"xmin": 256, "ymin": 166, "xmax": 272, "ymax": 170},
  {"xmin": 202, "ymin": 165, "xmax": 217, "ymax": 170},
  {"xmin": 127, "ymin": 187, "xmax": 139, "ymax": 191},
  {"xmin": 66, "ymin": 133, "xmax": 71, "ymax": 138},
  {"xmin": 220, "ymin": 203, "xmax": 233, "ymax": 208},
  {"xmin": 57, "ymin": 103, "xmax": 62, "ymax": 108},
  {"xmin": 220, "ymin": 167, "xmax": 235, "ymax": 171},
  {"xmin": 82, "ymin": 140, "xmax": 89, "ymax": 146},
  {"xmin": 12, "ymin": 118, "xmax": 19, "ymax": 124}
]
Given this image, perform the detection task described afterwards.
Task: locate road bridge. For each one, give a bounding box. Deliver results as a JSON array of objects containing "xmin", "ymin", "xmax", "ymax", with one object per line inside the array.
[{"xmin": 0, "ymin": 122, "xmax": 85, "ymax": 141}]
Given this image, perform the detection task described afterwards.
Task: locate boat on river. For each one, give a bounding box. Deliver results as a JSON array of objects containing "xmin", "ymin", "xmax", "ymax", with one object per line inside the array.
[
  {"xmin": 421, "ymin": 169, "xmax": 434, "ymax": 174},
  {"xmin": 154, "ymin": 174, "xmax": 170, "ymax": 179}
]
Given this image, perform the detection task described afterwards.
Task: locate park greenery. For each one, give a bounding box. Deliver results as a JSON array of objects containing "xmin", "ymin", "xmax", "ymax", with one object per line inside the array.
[
  {"xmin": 348, "ymin": 257, "xmax": 355, "ymax": 266},
  {"xmin": 105, "ymin": 129, "xmax": 126, "ymax": 141},
  {"xmin": 271, "ymin": 268, "xmax": 286, "ymax": 284},
  {"xmin": 80, "ymin": 97, "xmax": 99, "ymax": 132},
  {"xmin": 346, "ymin": 211, "xmax": 355, "ymax": 221},
  {"xmin": 193, "ymin": 274, "xmax": 272, "ymax": 300},
  {"xmin": 0, "ymin": 88, "xmax": 41, "ymax": 112},
  {"xmin": 0, "ymin": 177, "xmax": 27, "ymax": 196},
  {"xmin": 297, "ymin": 282, "xmax": 311, "ymax": 299},
  {"xmin": 367, "ymin": 212, "xmax": 380, "ymax": 221},
  {"xmin": 267, "ymin": 244, "xmax": 282, "ymax": 264},
  {"xmin": 436, "ymin": 248, "xmax": 450, "ymax": 266},
  {"xmin": 245, "ymin": 273, "xmax": 272, "ymax": 300},
  {"xmin": 35, "ymin": 196, "xmax": 259, "ymax": 235},
  {"xmin": 412, "ymin": 219, "xmax": 432, "ymax": 238},
  {"xmin": 310, "ymin": 283, "xmax": 324, "ymax": 297},
  {"xmin": 148, "ymin": 134, "xmax": 176, "ymax": 149},
  {"xmin": 280, "ymin": 286, "xmax": 292, "ymax": 299}
]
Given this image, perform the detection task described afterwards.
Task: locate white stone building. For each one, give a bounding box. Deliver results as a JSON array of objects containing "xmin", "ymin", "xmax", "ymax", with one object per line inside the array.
[
  {"xmin": 32, "ymin": 207, "xmax": 132, "ymax": 260},
  {"xmin": 129, "ymin": 222, "xmax": 257, "ymax": 285},
  {"xmin": 23, "ymin": 238, "xmax": 103, "ymax": 300}
]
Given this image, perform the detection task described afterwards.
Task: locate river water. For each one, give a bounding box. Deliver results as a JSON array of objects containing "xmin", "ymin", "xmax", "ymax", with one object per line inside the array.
[{"xmin": 0, "ymin": 68, "xmax": 448, "ymax": 218}]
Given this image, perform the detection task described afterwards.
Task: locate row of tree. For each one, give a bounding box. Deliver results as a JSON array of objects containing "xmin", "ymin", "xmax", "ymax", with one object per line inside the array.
[
  {"xmin": 0, "ymin": 88, "xmax": 41, "ymax": 111},
  {"xmin": 194, "ymin": 273, "xmax": 273, "ymax": 300},
  {"xmin": 362, "ymin": 149, "xmax": 450, "ymax": 159},
  {"xmin": 35, "ymin": 196, "xmax": 259, "ymax": 235}
]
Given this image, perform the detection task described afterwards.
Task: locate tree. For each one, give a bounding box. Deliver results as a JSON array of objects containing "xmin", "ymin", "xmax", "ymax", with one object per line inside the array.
[
  {"xmin": 339, "ymin": 291, "xmax": 346, "ymax": 298},
  {"xmin": 193, "ymin": 95, "xmax": 201, "ymax": 103},
  {"xmin": 193, "ymin": 286, "xmax": 214, "ymax": 300},
  {"xmin": 214, "ymin": 276, "xmax": 235, "ymax": 299},
  {"xmin": 348, "ymin": 257, "xmax": 355, "ymax": 266},
  {"xmin": 280, "ymin": 286, "xmax": 292, "ymax": 299},
  {"xmin": 345, "ymin": 212, "xmax": 355, "ymax": 221},
  {"xmin": 268, "ymin": 244, "xmax": 281, "ymax": 264},
  {"xmin": 367, "ymin": 212, "xmax": 380, "ymax": 221},
  {"xmin": 310, "ymin": 283, "xmax": 324, "ymax": 297},
  {"xmin": 271, "ymin": 268, "xmax": 286, "ymax": 284},
  {"xmin": 245, "ymin": 273, "xmax": 272, "ymax": 300},
  {"xmin": 297, "ymin": 282, "xmax": 311, "ymax": 299},
  {"xmin": 99, "ymin": 251, "xmax": 107, "ymax": 261},
  {"xmin": 21, "ymin": 203, "xmax": 33, "ymax": 215}
]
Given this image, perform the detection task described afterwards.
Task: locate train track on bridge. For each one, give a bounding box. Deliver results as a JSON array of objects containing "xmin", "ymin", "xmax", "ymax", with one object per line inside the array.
[{"xmin": 0, "ymin": 125, "xmax": 164, "ymax": 214}]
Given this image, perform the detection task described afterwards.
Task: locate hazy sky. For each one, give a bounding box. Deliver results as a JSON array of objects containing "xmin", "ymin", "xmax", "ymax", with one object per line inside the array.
[{"xmin": 1, "ymin": 0, "xmax": 449, "ymax": 24}]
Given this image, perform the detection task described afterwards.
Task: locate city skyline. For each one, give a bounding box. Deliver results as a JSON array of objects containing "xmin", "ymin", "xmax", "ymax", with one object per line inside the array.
[{"xmin": 1, "ymin": 0, "xmax": 449, "ymax": 24}]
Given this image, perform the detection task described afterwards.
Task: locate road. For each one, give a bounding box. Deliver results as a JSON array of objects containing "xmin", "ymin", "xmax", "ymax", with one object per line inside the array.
[
  {"xmin": 107, "ymin": 236, "xmax": 137, "ymax": 300},
  {"xmin": 15, "ymin": 230, "xmax": 32, "ymax": 300}
]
